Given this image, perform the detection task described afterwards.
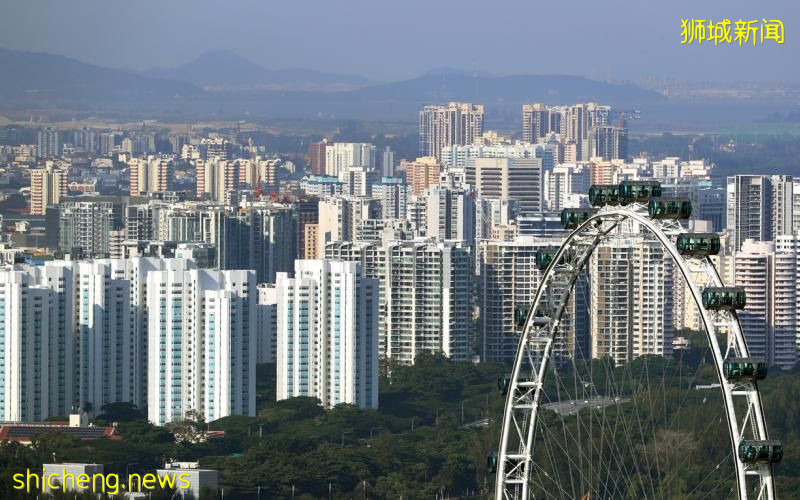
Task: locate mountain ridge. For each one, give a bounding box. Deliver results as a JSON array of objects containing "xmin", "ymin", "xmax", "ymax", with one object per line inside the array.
[
  {"xmin": 147, "ymin": 49, "xmax": 372, "ymax": 91},
  {"xmin": 0, "ymin": 47, "xmax": 665, "ymax": 120}
]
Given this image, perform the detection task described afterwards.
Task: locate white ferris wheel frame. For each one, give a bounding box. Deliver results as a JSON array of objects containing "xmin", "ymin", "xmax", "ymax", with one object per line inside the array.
[{"xmin": 495, "ymin": 205, "xmax": 775, "ymax": 500}]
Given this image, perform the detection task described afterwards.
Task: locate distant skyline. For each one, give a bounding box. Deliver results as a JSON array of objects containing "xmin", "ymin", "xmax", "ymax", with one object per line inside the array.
[{"xmin": 1, "ymin": 0, "xmax": 798, "ymax": 83}]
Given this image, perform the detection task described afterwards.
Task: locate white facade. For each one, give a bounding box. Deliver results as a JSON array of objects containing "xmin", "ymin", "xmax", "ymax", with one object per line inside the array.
[
  {"xmin": 544, "ymin": 163, "xmax": 590, "ymax": 211},
  {"xmin": 317, "ymin": 197, "xmax": 381, "ymax": 257},
  {"xmin": 372, "ymin": 178, "xmax": 409, "ymax": 220},
  {"xmin": 0, "ymin": 258, "xmax": 202, "ymax": 421},
  {"xmin": 775, "ymin": 236, "xmax": 800, "ymax": 354},
  {"xmin": 75, "ymin": 261, "xmax": 133, "ymax": 412},
  {"xmin": 476, "ymin": 197, "xmax": 519, "ymax": 240},
  {"xmin": 727, "ymin": 175, "xmax": 794, "ymax": 252},
  {"xmin": 735, "ymin": 238, "xmax": 798, "ymax": 369},
  {"xmin": 590, "ymin": 238, "xmax": 674, "ymax": 365},
  {"xmin": 419, "ymin": 102, "xmax": 484, "ymax": 162},
  {"xmin": 324, "ymin": 143, "xmax": 377, "ymax": 177},
  {"xmin": 103, "ymin": 257, "xmax": 196, "ymax": 408},
  {"xmin": 425, "ymin": 185, "xmax": 476, "ymax": 246},
  {"xmin": 339, "ymin": 164, "xmax": 378, "ymax": 196},
  {"xmin": 479, "ymin": 237, "xmax": 588, "ymax": 363},
  {"xmin": 793, "ymin": 179, "xmax": 800, "ymax": 234},
  {"xmin": 147, "ymin": 269, "xmax": 256, "ymax": 425},
  {"xmin": 383, "ymin": 240, "xmax": 472, "ymax": 364},
  {"xmin": 276, "ymin": 260, "xmax": 379, "ymax": 409},
  {"xmin": 257, "ymin": 284, "xmax": 278, "ymax": 363},
  {"xmin": 465, "ymin": 157, "xmax": 544, "ymax": 215},
  {"xmin": 440, "ymin": 141, "xmax": 554, "ymax": 168},
  {"xmin": 674, "ymin": 252, "xmax": 735, "ymax": 332},
  {"xmin": 0, "ymin": 270, "xmax": 56, "ymax": 421}
]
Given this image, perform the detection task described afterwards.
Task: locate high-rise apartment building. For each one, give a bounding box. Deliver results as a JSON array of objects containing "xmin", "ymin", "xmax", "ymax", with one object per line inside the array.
[
  {"xmin": 125, "ymin": 204, "xmax": 154, "ymax": 241},
  {"xmin": 775, "ymin": 236, "xmax": 800, "ymax": 353},
  {"xmin": 37, "ymin": 128, "xmax": 61, "ymax": 158},
  {"xmin": 590, "ymin": 125, "xmax": 628, "ymax": 161},
  {"xmin": 735, "ymin": 238, "xmax": 798, "ymax": 369},
  {"xmin": 324, "ymin": 143, "xmax": 379, "ymax": 177},
  {"xmin": 196, "ymin": 157, "xmax": 280, "ymax": 201},
  {"xmin": 200, "ymin": 205, "xmax": 298, "ymax": 284},
  {"xmin": 588, "ymin": 158, "xmax": 622, "ymax": 185},
  {"xmin": 673, "ymin": 249, "xmax": 735, "ymax": 334},
  {"xmin": 195, "ymin": 158, "xmax": 239, "ymax": 202},
  {"xmin": 308, "ymin": 140, "xmax": 330, "ymax": 175},
  {"xmin": 0, "ymin": 258, "xmax": 200, "ymax": 421},
  {"xmin": 465, "ymin": 157, "xmax": 543, "ymax": 215},
  {"xmin": 383, "ymin": 240, "xmax": 471, "ymax": 364},
  {"xmin": 476, "ymin": 198, "xmax": 519, "ymax": 239},
  {"xmin": 0, "ymin": 269, "xmax": 59, "ymax": 421},
  {"xmin": 440, "ymin": 142, "xmax": 556, "ymax": 170},
  {"xmin": 303, "ymin": 224, "xmax": 320, "ymax": 259},
  {"xmin": 147, "ymin": 268, "xmax": 256, "ymax": 425},
  {"xmin": 419, "ymin": 102, "xmax": 484, "ymax": 161},
  {"xmin": 659, "ymin": 179, "xmax": 727, "ymax": 232},
  {"xmin": 30, "ymin": 163, "xmax": 67, "ymax": 215},
  {"xmin": 122, "ymin": 202, "xmax": 297, "ymax": 282},
  {"xmin": 55, "ymin": 197, "xmax": 126, "ymax": 257},
  {"xmin": 372, "ymin": 177, "xmax": 410, "ymax": 220},
  {"xmin": 99, "ymin": 132, "xmax": 117, "ymax": 155},
  {"xmin": 378, "ymin": 146, "xmax": 395, "ymax": 178},
  {"xmin": 793, "ymin": 179, "xmax": 800, "ymax": 234},
  {"xmin": 129, "ymin": 156, "xmax": 174, "ymax": 195},
  {"xmin": 340, "ymin": 165, "xmax": 379, "ymax": 196},
  {"xmin": 522, "ymin": 103, "xmax": 552, "ymax": 143},
  {"xmin": 544, "ymin": 163, "xmax": 590, "ymax": 212},
  {"xmin": 257, "ymin": 284, "xmax": 278, "ymax": 364},
  {"xmin": 398, "ymin": 157, "xmax": 441, "ymax": 197},
  {"xmin": 295, "ymin": 199, "xmax": 320, "ymax": 260},
  {"xmin": 276, "ymin": 260, "xmax": 379, "ymax": 409},
  {"xmin": 235, "ymin": 158, "xmax": 280, "ymax": 190},
  {"xmin": 727, "ymin": 175, "xmax": 795, "ymax": 252},
  {"xmin": 201, "ymin": 137, "xmax": 232, "ymax": 161},
  {"xmin": 425, "ymin": 185, "xmax": 476, "ymax": 248},
  {"xmin": 590, "ymin": 238, "xmax": 674, "ymax": 365},
  {"xmin": 479, "ymin": 237, "xmax": 589, "ymax": 363},
  {"xmin": 563, "ymin": 103, "xmax": 610, "ymax": 161},
  {"xmin": 70, "ymin": 128, "xmax": 97, "ymax": 154},
  {"xmin": 74, "ymin": 261, "xmax": 133, "ymax": 411},
  {"xmin": 317, "ymin": 197, "xmax": 381, "ymax": 256}
]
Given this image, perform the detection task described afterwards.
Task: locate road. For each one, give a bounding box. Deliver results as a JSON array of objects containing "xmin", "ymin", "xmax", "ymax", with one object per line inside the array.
[{"xmin": 542, "ymin": 397, "xmax": 629, "ymax": 416}]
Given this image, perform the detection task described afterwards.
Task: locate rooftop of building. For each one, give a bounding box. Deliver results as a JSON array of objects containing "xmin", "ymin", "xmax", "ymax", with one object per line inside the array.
[{"xmin": 0, "ymin": 414, "xmax": 121, "ymax": 443}]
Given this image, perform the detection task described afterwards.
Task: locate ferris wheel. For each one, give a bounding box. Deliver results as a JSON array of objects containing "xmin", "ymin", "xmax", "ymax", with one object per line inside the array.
[{"xmin": 492, "ymin": 181, "xmax": 781, "ymax": 499}]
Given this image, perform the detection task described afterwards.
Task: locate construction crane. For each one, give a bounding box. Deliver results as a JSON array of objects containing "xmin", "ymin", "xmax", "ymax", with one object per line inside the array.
[{"xmin": 616, "ymin": 109, "xmax": 641, "ymax": 128}]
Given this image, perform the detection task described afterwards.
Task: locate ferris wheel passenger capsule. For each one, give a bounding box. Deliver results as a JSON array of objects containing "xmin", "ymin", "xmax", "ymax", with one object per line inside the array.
[
  {"xmin": 702, "ymin": 287, "xmax": 746, "ymax": 310},
  {"xmin": 723, "ymin": 358, "xmax": 768, "ymax": 381},
  {"xmin": 588, "ymin": 184, "xmax": 620, "ymax": 207},
  {"xmin": 738, "ymin": 440, "xmax": 783, "ymax": 464},
  {"xmin": 648, "ymin": 197, "xmax": 692, "ymax": 219},
  {"xmin": 676, "ymin": 233, "xmax": 721, "ymax": 257},
  {"xmin": 618, "ymin": 180, "xmax": 662, "ymax": 205}
]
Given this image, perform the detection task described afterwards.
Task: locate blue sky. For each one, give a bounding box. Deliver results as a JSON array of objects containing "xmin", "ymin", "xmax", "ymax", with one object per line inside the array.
[{"xmin": 0, "ymin": 0, "xmax": 796, "ymax": 83}]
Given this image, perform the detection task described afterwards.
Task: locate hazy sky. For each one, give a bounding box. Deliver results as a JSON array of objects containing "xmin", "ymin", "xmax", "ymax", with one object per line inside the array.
[{"xmin": 1, "ymin": 0, "xmax": 797, "ymax": 83}]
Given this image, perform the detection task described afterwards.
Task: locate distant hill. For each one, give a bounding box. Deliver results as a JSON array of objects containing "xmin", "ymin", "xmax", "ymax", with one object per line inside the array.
[
  {"xmin": 0, "ymin": 47, "xmax": 200, "ymax": 109},
  {"xmin": 0, "ymin": 47, "xmax": 666, "ymax": 121},
  {"xmin": 226, "ymin": 71, "xmax": 666, "ymax": 120},
  {"xmin": 345, "ymin": 71, "xmax": 663, "ymax": 107},
  {"xmin": 148, "ymin": 50, "xmax": 371, "ymax": 91}
]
